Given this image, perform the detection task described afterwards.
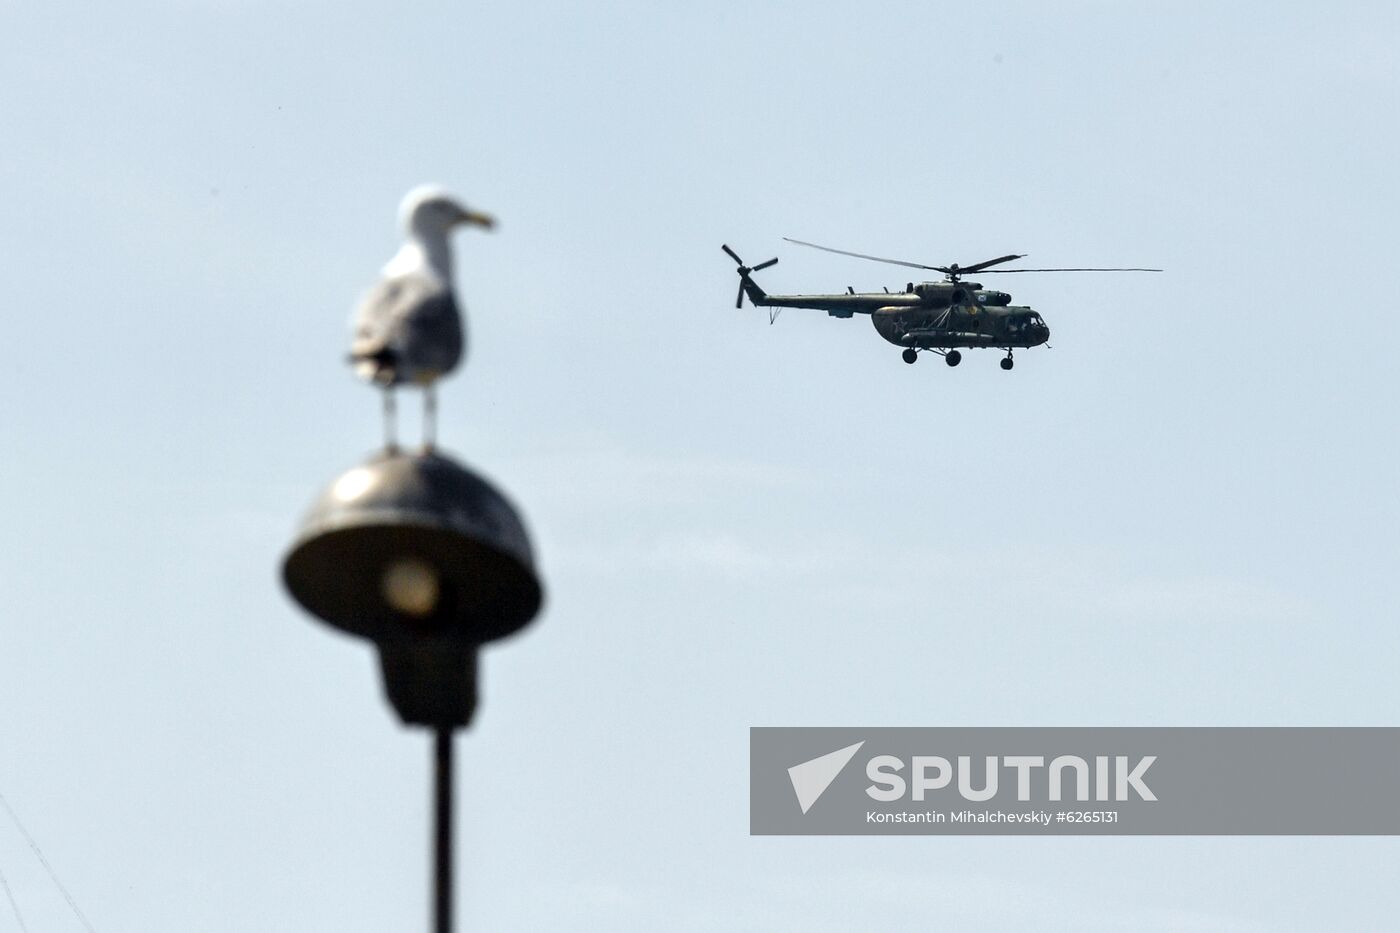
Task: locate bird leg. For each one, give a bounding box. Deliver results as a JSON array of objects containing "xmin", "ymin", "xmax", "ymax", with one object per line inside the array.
[
  {"xmin": 423, "ymin": 384, "xmax": 437, "ymax": 451},
  {"xmin": 383, "ymin": 387, "xmax": 399, "ymax": 453}
]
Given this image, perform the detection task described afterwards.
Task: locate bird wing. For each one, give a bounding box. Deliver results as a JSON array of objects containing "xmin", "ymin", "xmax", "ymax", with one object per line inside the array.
[{"xmin": 350, "ymin": 274, "xmax": 464, "ymax": 385}]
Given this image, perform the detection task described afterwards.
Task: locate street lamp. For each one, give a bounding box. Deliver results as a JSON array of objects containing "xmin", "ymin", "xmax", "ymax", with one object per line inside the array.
[{"xmin": 282, "ymin": 447, "xmax": 543, "ymax": 931}]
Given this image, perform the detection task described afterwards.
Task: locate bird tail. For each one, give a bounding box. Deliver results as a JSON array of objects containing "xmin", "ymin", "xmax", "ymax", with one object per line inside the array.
[{"xmin": 348, "ymin": 347, "xmax": 399, "ymax": 386}]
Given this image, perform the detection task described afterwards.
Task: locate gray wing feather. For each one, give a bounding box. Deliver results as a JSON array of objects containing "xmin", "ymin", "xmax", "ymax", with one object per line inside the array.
[{"xmin": 350, "ymin": 274, "xmax": 465, "ymax": 385}]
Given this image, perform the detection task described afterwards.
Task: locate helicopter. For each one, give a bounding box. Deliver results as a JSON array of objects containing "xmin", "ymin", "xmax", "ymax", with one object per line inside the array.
[{"xmin": 722, "ymin": 239, "xmax": 1160, "ymax": 369}]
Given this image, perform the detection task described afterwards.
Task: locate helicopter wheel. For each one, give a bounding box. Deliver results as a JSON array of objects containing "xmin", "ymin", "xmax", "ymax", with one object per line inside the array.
[
  {"xmin": 902, "ymin": 348, "xmax": 918, "ymax": 365},
  {"xmin": 1000, "ymin": 356, "xmax": 1014, "ymax": 371},
  {"xmin": 945, "ymin": 351, "xmax": 961, "ymax": 367}
]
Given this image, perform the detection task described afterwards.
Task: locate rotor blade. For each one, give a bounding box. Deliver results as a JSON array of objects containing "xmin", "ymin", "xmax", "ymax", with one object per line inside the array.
[
  {"xmin": 721, "ymin": 244, "xmax": 742, "ymax": 265},
  {"xmin": 783, "ymin": 238, "xmax": 941, "ymax": 271},
  {"xmin": 976, "ymin": 267, "xmax": 1164, "ymax": 273},
  {"xmin": 958, "ymin": 254, "xmax": 1027, "ymax": 273},
  {"xmin": 751, "ymin": 257, "xmax": 778, "ymax": 272},
  {"xmin": 736, "ymin": 281, "xmax": 745, "ymax": 309}
]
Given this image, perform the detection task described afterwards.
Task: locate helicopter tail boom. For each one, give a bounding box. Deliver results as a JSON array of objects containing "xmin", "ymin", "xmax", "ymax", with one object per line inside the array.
[{"xmin": 738, "ymin": 274, "xmax": 768, "ymax": 307}]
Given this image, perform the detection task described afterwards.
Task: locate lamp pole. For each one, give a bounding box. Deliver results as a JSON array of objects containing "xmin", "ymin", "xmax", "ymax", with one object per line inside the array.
[
  {"xmin": 283, "ymin": 451, "xmax": 543, "ymax": 933},
  {"xmin": 434, "ymin": 727, "xmax": 454, "ymax": 933}
]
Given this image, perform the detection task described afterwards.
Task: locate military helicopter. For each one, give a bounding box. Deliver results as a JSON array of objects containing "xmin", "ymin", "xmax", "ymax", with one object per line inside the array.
[{"xmin": 721, "ymin": 239, "xmax": 1160, "ymax": 368}]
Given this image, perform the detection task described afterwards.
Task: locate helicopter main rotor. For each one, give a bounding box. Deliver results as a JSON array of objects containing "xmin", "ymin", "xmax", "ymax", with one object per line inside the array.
[{"xmin": 782, "ymin": 237, "xmax": 1161, "ymax": 282}]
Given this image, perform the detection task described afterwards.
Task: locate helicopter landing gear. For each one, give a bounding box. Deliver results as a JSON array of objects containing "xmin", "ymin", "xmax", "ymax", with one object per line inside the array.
[
  {"xmin": 1000, "ymin": 353, "xmax": 1014, "ymax": 371},
  {"xmin": 945, "ymin": 350, "xmax": 961, "ymax": 367},
  {"xmin": 902, "ymin": 348, "xmax": 918, "ymax": 365}
]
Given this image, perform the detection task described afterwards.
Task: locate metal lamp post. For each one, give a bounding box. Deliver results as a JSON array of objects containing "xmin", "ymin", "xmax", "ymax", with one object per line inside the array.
[{"xmin": 282, "ymin": 448, "xmax": 543, "ymax": 932}]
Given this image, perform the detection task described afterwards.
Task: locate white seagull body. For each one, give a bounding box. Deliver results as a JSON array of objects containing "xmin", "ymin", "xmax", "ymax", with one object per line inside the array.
[
  {"xmin": 350, "ymin": 186, "xmax": 494, "ymax": 448},
  {"xmin": 351, "ymin": 270, "xmax": 463, "ymax": 388}
]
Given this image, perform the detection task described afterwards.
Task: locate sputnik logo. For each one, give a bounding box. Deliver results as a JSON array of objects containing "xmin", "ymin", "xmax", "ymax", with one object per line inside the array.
[{"xmin": 787, "ymin": 741, "xmax": 865, "ymax": 814}]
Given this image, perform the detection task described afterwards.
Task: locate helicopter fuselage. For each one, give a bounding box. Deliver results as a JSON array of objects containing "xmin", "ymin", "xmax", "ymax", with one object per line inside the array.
[
  {"xmin": 871, "ymin": 303, "xmax": 1050, "ymax": 350},
  {"xmin": 748, "ymin": 280, "xmax": 1051, "ymax": 350}
]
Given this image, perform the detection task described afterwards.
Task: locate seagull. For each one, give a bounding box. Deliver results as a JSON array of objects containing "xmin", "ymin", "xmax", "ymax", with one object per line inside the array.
[{"xmin": 350, "ymin": 185, "xmax": 495, "ymax": 450}]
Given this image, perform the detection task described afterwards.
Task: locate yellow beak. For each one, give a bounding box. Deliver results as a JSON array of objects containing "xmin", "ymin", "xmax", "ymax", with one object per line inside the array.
[{"xmin": 455, "ymin": 208, "xmax": 495, "ymax": 230}]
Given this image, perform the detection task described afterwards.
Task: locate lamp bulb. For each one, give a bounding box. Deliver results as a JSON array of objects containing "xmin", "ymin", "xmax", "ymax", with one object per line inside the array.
[{"xmin": 381, "ymin": 558, "xmax": 441, "ymax": 617}]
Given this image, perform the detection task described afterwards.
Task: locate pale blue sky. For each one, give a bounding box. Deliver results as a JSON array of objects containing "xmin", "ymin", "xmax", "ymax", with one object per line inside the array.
[{"xmin": 2, "ymin": 1, "xmax": 1398, "ymax": 929}]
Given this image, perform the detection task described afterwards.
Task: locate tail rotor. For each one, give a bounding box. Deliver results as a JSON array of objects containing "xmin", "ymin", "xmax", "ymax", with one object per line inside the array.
[{"xmin": 722, "ymin": 244, "xmax": 777, "ymax": 308}]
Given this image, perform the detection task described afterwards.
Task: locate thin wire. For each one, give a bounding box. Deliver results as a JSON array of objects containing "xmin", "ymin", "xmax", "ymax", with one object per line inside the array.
[
  {"xmin": 0, "ymin": 791, "xmax": 96, "ymax": 933},
  {"xmin": 0, "ymin": 862, "xmax": 30, "ymax": 933}
]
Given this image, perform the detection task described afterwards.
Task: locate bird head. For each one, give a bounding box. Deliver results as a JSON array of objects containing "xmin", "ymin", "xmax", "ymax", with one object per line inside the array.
[{"xmin": 399, "ymin": 185, "xmax": 495, "ymax": 239}]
